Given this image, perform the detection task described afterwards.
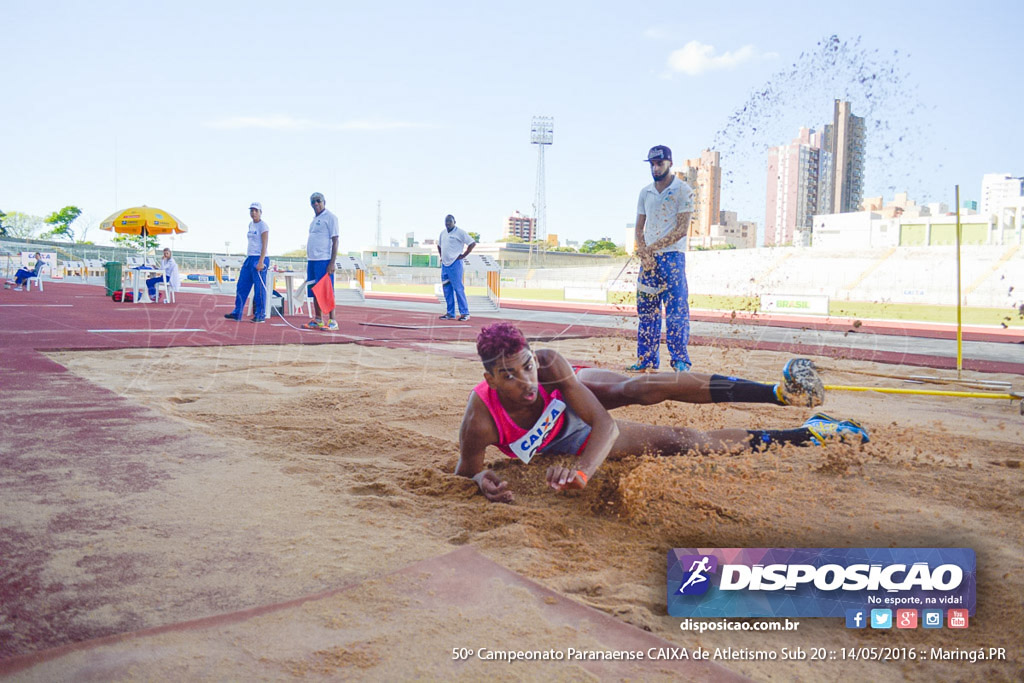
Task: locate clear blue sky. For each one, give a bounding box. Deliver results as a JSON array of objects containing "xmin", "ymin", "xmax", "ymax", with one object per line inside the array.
[{"xmin": 2, "ymin": 0, "xmax": 1021, "ymax": 254}]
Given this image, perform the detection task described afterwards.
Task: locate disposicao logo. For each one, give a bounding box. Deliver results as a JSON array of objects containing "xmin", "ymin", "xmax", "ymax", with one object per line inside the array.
[
  {"xmin": 676, "ymin": 555, "xmax": 718, "ymax": 596},
  {"xmin": 667, "ymin": 548, "xmax": 976, "ymax": 619}
]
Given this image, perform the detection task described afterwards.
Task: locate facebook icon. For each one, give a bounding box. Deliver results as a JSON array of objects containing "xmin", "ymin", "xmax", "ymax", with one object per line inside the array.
[{"xmin": 845, "ymin": 609, "xmax": 867, "ymax": 629}]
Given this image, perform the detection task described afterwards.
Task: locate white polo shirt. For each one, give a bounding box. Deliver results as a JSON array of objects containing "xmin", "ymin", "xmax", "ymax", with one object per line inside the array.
[
  {"xmin": 307, "ymin": 209, "xmax": 340, "ymax": 261},
  {"xmin": 637, "ymin": 176, "xmax": 694, "ymax": 253},
  {"xmin": 246, "ymin": 220, "xmax": 269, "ymax": 256},
  {"xmin": 438, "ymin": 226, "xmax": 475, "ymax": 266}
]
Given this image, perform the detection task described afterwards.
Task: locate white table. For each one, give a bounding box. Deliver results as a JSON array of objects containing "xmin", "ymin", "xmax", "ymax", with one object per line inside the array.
[
  {"xmin": 127, "ymin": 267, "xmax": 164, "ymax": 304},
  {"xmin": 277, "ymin": 271, "xmax": 306, "ymax": 315}
]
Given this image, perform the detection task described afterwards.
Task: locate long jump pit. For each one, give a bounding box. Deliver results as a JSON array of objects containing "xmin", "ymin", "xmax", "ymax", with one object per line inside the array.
[{"xmin": 1, "ymin": 336, "xmax": 1022, "ymax": 680}]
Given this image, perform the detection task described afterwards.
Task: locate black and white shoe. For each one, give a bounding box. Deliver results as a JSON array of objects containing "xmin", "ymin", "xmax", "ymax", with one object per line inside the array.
[{"xmin": 778, "ymin": 358, "xmax": 825, "ymax": 407}]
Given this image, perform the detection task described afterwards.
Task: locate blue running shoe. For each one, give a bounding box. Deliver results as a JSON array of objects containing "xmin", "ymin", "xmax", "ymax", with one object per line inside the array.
[
  {"xmin": 777, "ymin": 358, "xmax": 825, "ymax": 407},
  {"xmin": 802, "ymin": 412, "xmax": 870, "ymax": 445},
  {"xmin": 670, "ymin": 360, "xmax": 692, "ymax": 372},
  {"xmin": 626, "ymin": 361, "xmax": 657, "ymax": 372}
]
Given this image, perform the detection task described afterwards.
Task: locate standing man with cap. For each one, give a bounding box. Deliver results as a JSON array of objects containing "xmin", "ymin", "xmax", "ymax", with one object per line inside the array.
[
  {"xmin": 305, "ymin": 192, "xmax": 339, "ymax": 331},
  {"xmin": 630, "ymin": 145, "xmax": 694, "ymax": 372},
  {"xmin": 437, "ymin": 214, "xmax": 476, "ymax": 321},
  {"xmin": 225, "ymin": 201, "xmax": 270, "ymax": 323}
]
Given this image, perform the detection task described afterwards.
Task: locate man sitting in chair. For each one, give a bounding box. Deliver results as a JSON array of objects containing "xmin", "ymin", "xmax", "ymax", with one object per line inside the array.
[{"xmin": 5, "ymin": 252, "xmax": 45, "ymax": 290}]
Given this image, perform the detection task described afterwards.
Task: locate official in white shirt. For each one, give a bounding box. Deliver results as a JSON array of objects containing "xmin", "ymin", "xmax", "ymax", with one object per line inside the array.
[{"xmin": 437, "ymin": 214, "xmax": 476, "ymax": 321}]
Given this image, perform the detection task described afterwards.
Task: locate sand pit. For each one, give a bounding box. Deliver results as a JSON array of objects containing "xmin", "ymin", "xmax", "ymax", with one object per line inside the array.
[{"xmin": 7, "ymin": 338, "xmax": 1023, "ymax": 680}]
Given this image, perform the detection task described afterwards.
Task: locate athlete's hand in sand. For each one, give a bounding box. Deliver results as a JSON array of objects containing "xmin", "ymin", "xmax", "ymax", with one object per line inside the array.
[
  {"xmin": 546, "ymin": 466, "xmax": 587, "ymax": 492},
  {"xmin": 474, "ymin": 470, "xmax": 513, "ymax": 504}
]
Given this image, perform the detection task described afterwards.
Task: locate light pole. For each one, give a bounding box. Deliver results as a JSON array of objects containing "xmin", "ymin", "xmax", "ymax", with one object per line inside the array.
[{"xmin": 530, "ymin": 116, "xmax": 553, "ymax": 268}]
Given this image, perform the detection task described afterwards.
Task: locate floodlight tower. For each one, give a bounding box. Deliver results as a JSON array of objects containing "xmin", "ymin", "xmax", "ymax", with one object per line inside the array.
[
  {"xmin": 376, "ymin": 200, "xmax": 382, "ymax": 247},
  {"xmin": 530, "ymin": 116, "xmax": 553, "ymax": 266}
]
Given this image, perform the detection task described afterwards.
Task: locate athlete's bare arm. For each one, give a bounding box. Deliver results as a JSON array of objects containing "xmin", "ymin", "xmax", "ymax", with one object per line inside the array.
[
  {"xmin": 455, "ymin": 393, "xmax": 513, "ymax": 503},
  {"xmin": 536, "ymin": 349, "xmax": 619, "ymax": 491}
]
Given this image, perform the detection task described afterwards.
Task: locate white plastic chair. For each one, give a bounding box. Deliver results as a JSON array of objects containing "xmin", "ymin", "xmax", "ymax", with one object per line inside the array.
[
  {"xmin": 24, "ymin": 264, "xmax": 47, "ymax": 292},
  {"xmin": 154, "ymin": 272, "xmax": 174, "ymax": 303}
]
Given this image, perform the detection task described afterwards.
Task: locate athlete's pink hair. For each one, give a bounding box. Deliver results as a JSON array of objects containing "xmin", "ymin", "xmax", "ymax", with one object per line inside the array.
[{"xmin": 476, "ymin": 322, "xmax": 529, "ymax": 371}]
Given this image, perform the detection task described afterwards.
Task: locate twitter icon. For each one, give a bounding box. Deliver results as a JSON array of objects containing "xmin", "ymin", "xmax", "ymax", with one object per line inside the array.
[{"xmin": 870, "ymin": 609, "xmax": 892, "ymax": 629}]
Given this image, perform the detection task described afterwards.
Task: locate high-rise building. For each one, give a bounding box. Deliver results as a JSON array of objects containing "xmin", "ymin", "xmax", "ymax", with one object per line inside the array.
[
  {"xmin": 764, "ymin": 100, "xmax": 863, "ymax": 246},
  {"xmin": 980, "ymin": 173, "xmax": 1024, "ymax": 216},
  {"xmin": 764, "ymin": 128, "xmax": 829, "ymax": 246},
  {"xmin": 504, "ymin": 210, "xmax": 536, "ymax": 241},
  {"xmin": 826, "ymin": 100, "xmax": 866, "ymax": 214},
  {"xmin": 675, "ymin": 149, "xmax": 721, "ymax": 241}
]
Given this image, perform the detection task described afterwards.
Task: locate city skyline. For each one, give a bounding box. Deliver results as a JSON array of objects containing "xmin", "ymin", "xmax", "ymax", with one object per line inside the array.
[
  {"xmin": 764, "ymin": 99, "xmax": 866, "ymax": 247},
  {"xmin": 2, "ymin": 2, "xmax": 1021, "ymax": 253}
]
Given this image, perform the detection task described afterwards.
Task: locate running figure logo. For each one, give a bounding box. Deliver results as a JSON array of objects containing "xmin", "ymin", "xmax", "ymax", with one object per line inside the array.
[{"xmin": 677, "ymin": 554, "xmax": 718, "ymax": 595}]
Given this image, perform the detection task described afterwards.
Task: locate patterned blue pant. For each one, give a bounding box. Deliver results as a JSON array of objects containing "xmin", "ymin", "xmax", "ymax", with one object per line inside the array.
[{"xmin": 636, "ymin": 251, "xmax": 690, "ymax": 367}]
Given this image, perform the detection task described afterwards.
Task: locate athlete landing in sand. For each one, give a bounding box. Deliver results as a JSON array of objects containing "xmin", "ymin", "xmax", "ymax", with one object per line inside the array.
[{"xmin": 456, "ymin": 322, "xmax": 868, "ymax": 503}]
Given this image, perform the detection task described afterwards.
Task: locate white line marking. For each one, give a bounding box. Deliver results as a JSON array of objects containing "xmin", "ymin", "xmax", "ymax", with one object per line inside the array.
[{"xmin": 87, "ymin": 328, "xmax": 206, "ymax": 333}]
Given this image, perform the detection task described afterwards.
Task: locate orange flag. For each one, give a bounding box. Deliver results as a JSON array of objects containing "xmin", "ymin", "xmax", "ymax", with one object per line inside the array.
[{"xmin": 311, "ymin": 273, "xmax": 335, "ymax": 314}]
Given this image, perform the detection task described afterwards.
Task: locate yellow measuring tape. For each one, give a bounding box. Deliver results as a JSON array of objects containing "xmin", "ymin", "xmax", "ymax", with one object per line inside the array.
[{"xmin": 824, "ymin": 385, "xmax": 1021, "ymax": 401}]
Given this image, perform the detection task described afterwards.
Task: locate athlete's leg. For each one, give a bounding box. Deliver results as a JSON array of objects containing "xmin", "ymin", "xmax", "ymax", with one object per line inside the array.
[
  {"xmin": 577, "ymin": 364, "xmax": 820, "ymax": 410},
  {"xmin": 607, "ymin": 419, "xmax": 760, "ymax": 458},
  {"xmin": 604, "ymin": 413, "xmax": 867, "ymax": 459},
  {"xmin": 577, "ymin": 367, "xmax": 714, "ymax": 409}
]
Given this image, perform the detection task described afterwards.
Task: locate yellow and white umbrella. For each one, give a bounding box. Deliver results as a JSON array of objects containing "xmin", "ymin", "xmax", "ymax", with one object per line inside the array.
[{"xmin": 99, "ymin": 206, "xmax": 188, "ymax": 237}]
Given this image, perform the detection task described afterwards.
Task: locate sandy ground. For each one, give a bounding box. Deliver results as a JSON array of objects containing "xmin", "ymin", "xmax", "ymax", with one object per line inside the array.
[{"xmin": 19, "ymin": 338, "xmax": 1024, "ymax": 680}]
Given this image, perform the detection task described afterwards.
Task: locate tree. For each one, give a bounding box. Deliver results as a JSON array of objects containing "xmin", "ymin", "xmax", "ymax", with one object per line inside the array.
[
  {"xmin": 579, "ymin": 238, "xmax": 626, "ymax": 256},
  {"xmin": 112, "ymin": 233, "xmax": 161, "ymax": 251},
  {"xmin": 73, "ymin": 212, "xmax": 96, "ymax": 243},
  {"xmin": 0, "ymin": 210, "xmax": 6, "ymax": 236},
  {"xmin": 468, "ymin": 231, "xmax": 481, "ymax": 242},
  {"xmin": 495, "ymin": 236, "xmax": 524, "ymax": 243},
  {"xmin": 2, "ymin": 211, "xmax": 45, "ymax": 239},
  {"xmin": 42, "ymin": 206, "xmax": 82, "ymax": 241}
]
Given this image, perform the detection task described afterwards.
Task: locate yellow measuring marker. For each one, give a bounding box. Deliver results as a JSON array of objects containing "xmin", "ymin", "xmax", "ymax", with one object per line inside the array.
[{"xmin": 823, "ymin": 385, "xmax": 1024, "ymax": 415}]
